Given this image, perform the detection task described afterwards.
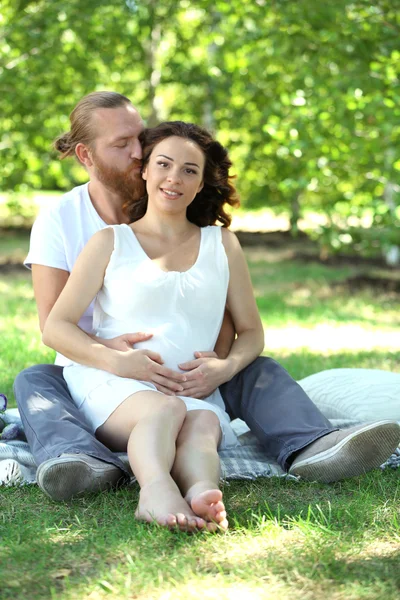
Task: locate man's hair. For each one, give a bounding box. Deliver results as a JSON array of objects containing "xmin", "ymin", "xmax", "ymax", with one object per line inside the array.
[
  {"xmin": 53, "ymin": 91, "xmax": 132, "ymax": 160},
  {"xmin": 123, "ymin": 121, "xmax": 240, "ymax": 228}
]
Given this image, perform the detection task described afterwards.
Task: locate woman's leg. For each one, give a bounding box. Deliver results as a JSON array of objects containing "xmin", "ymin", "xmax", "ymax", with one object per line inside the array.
[
  {"xmin": 97, "ymin": 391, "xmax": 206, "ymax": 531},
  {"xmin": 171, "ymin": 410, "xmax": 228, "ymax": 531}
]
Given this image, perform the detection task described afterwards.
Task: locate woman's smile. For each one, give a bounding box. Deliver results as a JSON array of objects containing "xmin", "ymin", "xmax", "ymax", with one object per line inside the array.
[{"xmin": 160, "ymin": 187, "xmax": 183, "ymax": 199}]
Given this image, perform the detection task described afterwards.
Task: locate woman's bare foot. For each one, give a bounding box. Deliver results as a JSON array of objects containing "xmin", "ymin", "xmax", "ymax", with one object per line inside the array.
[
  {"xmin": 185, "ymin": 482, "xmax": 228, "ymax": 531},
  {"xmin": 135, "ymin": 478, "xmax": 206, "ymax": 532}
]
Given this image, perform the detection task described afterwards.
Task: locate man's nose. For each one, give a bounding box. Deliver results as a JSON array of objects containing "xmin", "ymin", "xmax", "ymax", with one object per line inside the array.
[{"xmin": 130, "ymin": 139, "xmax": 142, "ymax": 159}]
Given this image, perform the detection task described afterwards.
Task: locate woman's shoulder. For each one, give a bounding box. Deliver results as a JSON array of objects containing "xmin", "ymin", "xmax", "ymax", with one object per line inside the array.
[
  {"xmin": 220, "ymin": 227, "xmax": 240, "ymax": 248},
  {"xmin": 85, "ymin": 227, "xmax": 115, "ymax": 256}
]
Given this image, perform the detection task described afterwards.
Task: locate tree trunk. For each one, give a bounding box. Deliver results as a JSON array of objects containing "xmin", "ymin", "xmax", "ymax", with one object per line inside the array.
[{"xmin": 289, "ymin": 191, "xmax": 301, "ymax": 235}]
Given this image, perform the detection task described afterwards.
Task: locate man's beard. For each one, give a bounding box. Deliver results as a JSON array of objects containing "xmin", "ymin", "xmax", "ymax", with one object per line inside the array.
[{"xmin": 91, "ymin": 152, "xmax": 145, "ymax": 202}]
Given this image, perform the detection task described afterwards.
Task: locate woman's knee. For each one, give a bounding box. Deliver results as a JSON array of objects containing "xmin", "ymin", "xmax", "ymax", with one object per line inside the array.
[
  {"xmin": 156, "ymin": 394, "xmax": 187, "ymax": 422},
  {"xmin": 178, "ymin": 410, "xmax": 221, "ymax": 444}
]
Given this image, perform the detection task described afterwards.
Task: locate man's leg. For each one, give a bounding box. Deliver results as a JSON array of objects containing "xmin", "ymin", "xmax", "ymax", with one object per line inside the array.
[
  {"xmin": 220, "ymin": 357, "xmax": 400, "ymax": 481},
  {"xmin": 220, "ymin": 357, "xmax": 334, "ymax": 470},
  {"xmin": 14, "ymin": 364, "xmax": 128, "ymax": 500}
]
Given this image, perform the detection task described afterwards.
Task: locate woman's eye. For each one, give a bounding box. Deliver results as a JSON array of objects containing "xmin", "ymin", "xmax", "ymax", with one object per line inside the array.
[
  {"xmin": 185, "ymin": 168, "xmax": 197, "ymax": 175},
  {"xmin": 116, "ymin": 142, "xmax": 128, "ymax": 148},
  {"xmin": 157, "ymin": 161, "xmax": 168, "ymax": 167}
]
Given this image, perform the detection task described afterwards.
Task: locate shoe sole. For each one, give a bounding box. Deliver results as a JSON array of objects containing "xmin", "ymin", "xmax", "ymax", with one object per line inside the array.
[
  {"xmin": 289, "ymin": 421, "xmax": 400, "ymax": 483},
  {"xmin": 37, "ymin": 456, "xmax": 123, "ymax": 502}
]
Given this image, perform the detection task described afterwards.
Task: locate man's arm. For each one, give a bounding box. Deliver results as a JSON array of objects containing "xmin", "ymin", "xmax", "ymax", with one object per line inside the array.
[
  {"xmin": 32, "ymin": 265, "xmax": 70, "ymax": 333},
  {"xmin": 213, "ymin": 308, "xmax": 235, "ymax": 360}
]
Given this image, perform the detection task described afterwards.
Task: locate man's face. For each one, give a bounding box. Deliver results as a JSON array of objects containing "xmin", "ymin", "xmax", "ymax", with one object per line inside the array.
[{"xmin": 89, "ymin": 104, "xmax": 145, "ymax": 199}]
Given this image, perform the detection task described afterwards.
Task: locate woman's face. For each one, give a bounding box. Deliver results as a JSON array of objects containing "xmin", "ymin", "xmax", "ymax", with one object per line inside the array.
[{"xmin": 142, "ymin": 136, "xmax": 205, "ymax": 214}]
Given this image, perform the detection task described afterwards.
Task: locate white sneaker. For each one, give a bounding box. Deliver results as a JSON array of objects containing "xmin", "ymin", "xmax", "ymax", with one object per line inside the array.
[
  {"xmin": 289, "ymin": 421, "xmax": 400, "ymax": 483},
  {"xmin": 36, "ymin": 453, "xmax": 124, "ymax": 501}
]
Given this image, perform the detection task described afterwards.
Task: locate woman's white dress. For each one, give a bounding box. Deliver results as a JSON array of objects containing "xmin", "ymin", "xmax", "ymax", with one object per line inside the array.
[{"xmin": 63, "ymin": 224, "xmax": 238, "ymax": 449}]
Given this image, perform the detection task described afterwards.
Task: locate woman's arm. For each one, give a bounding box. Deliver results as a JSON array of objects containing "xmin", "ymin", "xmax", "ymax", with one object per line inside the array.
[
  {"xmin": 219, "ymin": 228, "xmax": 265, "ymax": 373},
  {"xmin": 42, "ymin": 228, "xmax": 118, "ymax": 370},
  {"xmin": 32, "ymin": 263, "xmax": 152, "ymax": 352},
  {"xmin": 42, "ymin": 228, "xmax": 186, "ymax": 391},
  {"xmin": 179, "ymin": 229, "xmax": 264, "ymax": 397}
]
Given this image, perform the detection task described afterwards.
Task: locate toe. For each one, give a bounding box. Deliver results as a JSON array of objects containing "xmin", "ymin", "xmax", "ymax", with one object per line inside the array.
[
  {"xmin": 187, "ymin": 517, "xmax": 198, "ymax": 531},
  {"xmin": 194, "ymin": 517, "xmax": 206, "ymax": 529},
  {"xmin": 165, "ymin": 514, "xmax": 177, "ymax": 528},
  {"xmin": 206, "ymin": 521, "xmax": 219, "ymax": 533},
  {"xmin": 176, "ymin": 513, "xmax": 188, "ymax": 530},
  {"xmin": 215, "ymin": 510, "xmax": 227, "ymax": 522},
  {"xmin": 212, "ymin": 500, "xmax": 225, "ymax": 514}
]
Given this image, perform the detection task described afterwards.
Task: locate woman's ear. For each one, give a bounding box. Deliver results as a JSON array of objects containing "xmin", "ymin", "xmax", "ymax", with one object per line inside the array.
[
  {"xmin": 197, "ymin": 181, "xmax": 204, "ymax": 193},
  {"xmin": 142, "ymin": 166, "xmax": 147, "ymax": 181}
]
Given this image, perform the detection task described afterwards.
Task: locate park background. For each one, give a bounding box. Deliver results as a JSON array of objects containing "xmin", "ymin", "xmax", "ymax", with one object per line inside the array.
[{"xmin": 1, "ymin": 2, "xmax": 399, "ymax": 600}]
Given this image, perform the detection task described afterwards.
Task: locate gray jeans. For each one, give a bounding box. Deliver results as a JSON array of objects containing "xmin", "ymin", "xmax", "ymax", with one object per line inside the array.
[{"xmin": 14, "ymin": 357, "xmax": 335, "ymax": 473}]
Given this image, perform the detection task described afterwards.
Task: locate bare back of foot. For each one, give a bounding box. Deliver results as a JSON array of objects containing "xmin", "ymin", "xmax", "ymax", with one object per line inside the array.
[
  {"xmin": 136, "ymin": 478, "xmax": 206, "ymax": 532},
  {"xmin": 186, "ymin": 483, "xmax": 228, "ymax": 532}
]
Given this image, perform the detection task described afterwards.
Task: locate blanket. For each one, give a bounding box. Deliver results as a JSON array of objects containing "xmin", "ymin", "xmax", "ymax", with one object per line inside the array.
[{"xmin": 0, "ymin": 410, "xmax": 399, "ymax": 488}]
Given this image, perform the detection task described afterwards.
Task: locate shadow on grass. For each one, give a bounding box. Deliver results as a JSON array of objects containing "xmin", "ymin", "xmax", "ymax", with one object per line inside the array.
[{"xmin": 1, "ymin": 470, "xmax": 399, "ymax": 600}]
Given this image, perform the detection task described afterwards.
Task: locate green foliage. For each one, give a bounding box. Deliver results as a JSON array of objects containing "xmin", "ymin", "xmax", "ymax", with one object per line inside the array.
[{"xmin": 1, "ymin": 1, "xmax": 399, "ymax": 254}]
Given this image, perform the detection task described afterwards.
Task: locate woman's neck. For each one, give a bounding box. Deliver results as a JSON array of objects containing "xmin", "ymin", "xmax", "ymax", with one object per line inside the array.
[{"xmin": 135, "ymin": 206, "xmax": 195, "ymax": 239}]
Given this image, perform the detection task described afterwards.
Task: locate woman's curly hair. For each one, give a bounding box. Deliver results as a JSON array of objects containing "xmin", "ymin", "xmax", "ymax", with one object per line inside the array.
[{"xmin": 123, "ymin": 121, "xmax": 240, "ymax": 227}]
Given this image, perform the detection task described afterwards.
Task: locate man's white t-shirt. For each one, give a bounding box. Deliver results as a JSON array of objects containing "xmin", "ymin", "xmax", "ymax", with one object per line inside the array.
[{"xmin": 25, "ymin": 183, "xmax": 106, "ymax": 366}]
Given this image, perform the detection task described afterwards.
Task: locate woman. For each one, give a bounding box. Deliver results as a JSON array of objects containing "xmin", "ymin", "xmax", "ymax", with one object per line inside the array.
[{"xmin": 43, "ymin": 121, "xmax": 265, "ymax": 532}]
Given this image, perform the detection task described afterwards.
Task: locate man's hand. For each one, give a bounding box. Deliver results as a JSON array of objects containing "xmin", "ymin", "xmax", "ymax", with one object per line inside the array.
[
  {"xmin": 98, "ymin": 331, "xmax": 153, "ymax": 352},
  {"xmin": 98, "ymin": 332, "xmax": 186, "ymax": 395},
  {"xmin": 109, "ymin": 347, "xmax": 187, "ymax": 395},
  {"xmin": 177, "ymin": 353, "xmax": 231, "ymax": 399}
]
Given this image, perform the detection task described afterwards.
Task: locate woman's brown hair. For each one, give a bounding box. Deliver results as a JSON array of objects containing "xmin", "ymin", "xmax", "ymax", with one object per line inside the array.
[{"xmin": 124, "ymin": 121, "xmax": 240, "ymax": 227}]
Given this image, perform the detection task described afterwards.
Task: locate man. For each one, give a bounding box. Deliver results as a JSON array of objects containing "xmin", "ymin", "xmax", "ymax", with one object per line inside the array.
[{"xmin": 14, "ymin": 91, "xmax": 400, "ymax": 502}]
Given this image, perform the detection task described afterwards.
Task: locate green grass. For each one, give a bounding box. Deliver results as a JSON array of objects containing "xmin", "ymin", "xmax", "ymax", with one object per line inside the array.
[
  {"xmin": 0, "ymin": 242, "xmax": 399, "ymax": 600},
  {"xmin": 0, "ymin": 229, "xmax": 30, "ymax": 263},
  {"xmin": 1, "ymin": 476, "xmax": 399, "ymax": 600}
]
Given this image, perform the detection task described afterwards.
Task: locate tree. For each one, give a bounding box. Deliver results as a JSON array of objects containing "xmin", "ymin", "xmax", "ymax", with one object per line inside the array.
[{"xmin": 1, "ymin": 0, "xmax": 399, "ymax": 258}]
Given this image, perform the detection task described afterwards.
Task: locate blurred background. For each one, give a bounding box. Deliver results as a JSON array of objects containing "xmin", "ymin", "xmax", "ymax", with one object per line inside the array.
[{"xmin": 0, "ymin": 0, "xmax": 399, "ymax": 261}]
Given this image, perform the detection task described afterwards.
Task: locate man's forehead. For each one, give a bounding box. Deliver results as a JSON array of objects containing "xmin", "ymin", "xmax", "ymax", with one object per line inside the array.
[{"xmin": 92, "ymin": 105, "xmax": 144, "ymax": 138}]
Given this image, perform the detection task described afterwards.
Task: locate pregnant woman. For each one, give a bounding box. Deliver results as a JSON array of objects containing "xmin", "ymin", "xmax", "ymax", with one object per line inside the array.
[{"xmin": 42, "ymin": 121, "xmax": 265, "ymax": 532}]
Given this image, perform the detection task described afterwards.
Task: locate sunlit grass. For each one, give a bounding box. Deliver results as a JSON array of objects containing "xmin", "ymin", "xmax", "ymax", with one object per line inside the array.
[{"xmin": 1, "ymin": 473, "xmax": 399, "ymax": 600}]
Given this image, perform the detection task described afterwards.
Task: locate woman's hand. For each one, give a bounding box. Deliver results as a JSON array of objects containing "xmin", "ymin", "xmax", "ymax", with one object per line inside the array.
[
  {"xmin": 177, "ymin": 353, "xmax": 233, "ymax": 399},
  {"xmin": 109, "ymin": 347, "xmax": 187, "ymax": 395}
]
